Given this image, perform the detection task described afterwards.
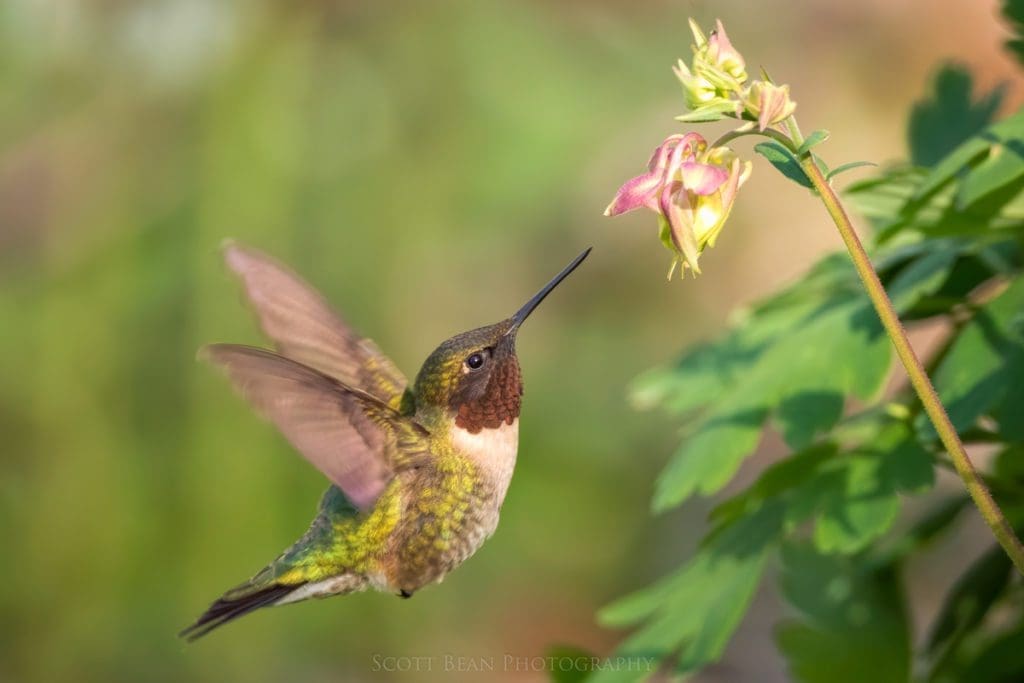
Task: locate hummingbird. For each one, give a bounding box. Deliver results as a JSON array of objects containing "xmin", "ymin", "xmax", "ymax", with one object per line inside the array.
[{"xmin": 180, "ymin": 242, "xmax": 590, "ymax": 641}]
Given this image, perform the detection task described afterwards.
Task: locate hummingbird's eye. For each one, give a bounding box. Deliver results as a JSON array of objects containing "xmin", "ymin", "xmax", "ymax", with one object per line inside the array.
[{"xmin": 465, "ymin": 353, "xmax": 486, "ymax": 370}]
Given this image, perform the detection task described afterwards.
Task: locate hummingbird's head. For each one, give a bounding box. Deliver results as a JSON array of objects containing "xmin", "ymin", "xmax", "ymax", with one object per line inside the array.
[{"xmin": 413, "ymin": 248, "xmax": 591, "ymax": 434}]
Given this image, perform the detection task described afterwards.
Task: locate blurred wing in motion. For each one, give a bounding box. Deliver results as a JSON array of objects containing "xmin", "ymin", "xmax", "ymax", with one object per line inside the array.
[
  {"xmin": 222, "ymin": 241, "xmax": 407, "ymax": 405},
  {"xmin": 201, "ymin": 344, "xmax": 426, "ymax": 510}
]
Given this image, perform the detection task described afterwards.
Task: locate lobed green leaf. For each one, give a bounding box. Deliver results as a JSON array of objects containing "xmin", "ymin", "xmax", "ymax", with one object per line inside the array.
[
  {"xmin": 923, "ymin": 277, "xmax": 1024, "ymax": 441},
  {"xmin": 595, "ymin": 505, "xmax": 778, "ymax": 681},
  {"xmin": 908, "ymin": 65, "xmax": 1004, "ymax": 168},
  {"xmin": 1003, "ymin": 0, "xmax": 1024, "ymax": 66},
  {"xmin": 926, "ymin": 545, "xmax": 1013, "ymax": 661},
  {"xmin": 955, "ymin": 621, "xmax": 1024, "ymax": 682},
  {"xmin": 776, "ymin": 545, "xmax": 911, "ymax": 683}
]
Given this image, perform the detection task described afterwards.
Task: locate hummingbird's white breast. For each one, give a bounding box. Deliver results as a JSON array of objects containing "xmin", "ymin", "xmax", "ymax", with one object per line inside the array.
[{"xmin": 451, "ymin": 419, "xmax": 520, "ymax": 505}]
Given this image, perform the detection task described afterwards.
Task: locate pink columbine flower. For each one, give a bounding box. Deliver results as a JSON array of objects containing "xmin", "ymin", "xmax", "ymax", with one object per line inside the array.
[{"xmin": 605, "ymin": 133, "xmax": 752, "ymax": 278}]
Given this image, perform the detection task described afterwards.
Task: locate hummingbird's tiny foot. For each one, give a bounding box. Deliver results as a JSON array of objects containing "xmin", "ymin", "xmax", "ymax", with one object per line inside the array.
[{"xmin": 399, "ymin": 589, "xmax": 413, "ymax": 599}]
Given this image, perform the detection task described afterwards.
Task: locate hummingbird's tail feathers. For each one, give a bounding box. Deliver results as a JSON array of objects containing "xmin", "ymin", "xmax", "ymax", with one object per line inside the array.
[{"xmin": 179, "ymin": 582, "xmax": 305, "ymax": 642}]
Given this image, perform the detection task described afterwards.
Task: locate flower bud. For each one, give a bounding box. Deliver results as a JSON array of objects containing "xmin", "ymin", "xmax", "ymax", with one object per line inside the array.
[
  {"xmin": 674, "ymin": 19, "xmax": 748, "ymax": 122},
  {"xmin": 742, "ymin": 81, "xmax": 797, "ymax": 131},
  {"xmin": 705, "ymin": 19, "xmax": 747, "ymax": 83}
]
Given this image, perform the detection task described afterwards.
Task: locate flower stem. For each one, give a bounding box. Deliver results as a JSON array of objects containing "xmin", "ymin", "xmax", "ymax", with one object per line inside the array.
[
  {"xmin": 711, "ymin": 126, "xmax": 796, "ymax": 153},
  {"xmin": 799, "ymin": 156, "xmax": 1024, "ymax": 574}
]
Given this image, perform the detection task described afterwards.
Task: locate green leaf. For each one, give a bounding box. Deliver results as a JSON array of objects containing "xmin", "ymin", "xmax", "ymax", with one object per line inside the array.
[
  {"xmin": 629, "ymin": 336, "xmax": 760, "ymax": 415},
  {"xmin": 546, "ymin": 645, "xmax": 600, "ymax": 683},
  {"xmin": 923, "ymin": 276, "xmax": 1024, "ymax": 440},
  {"xmin": 874, "ymin": 426, "xmax": 936, "ymax": 493},
  {"xmin": 849, "ymin": 94, "xmax": 1024, "ymax": 247},
  {"xmin": 709, "ymin": 443, "xmax": 838, "ymax": 531},
  {"xmin": 908, "ymin": 65, "xmax": 1004, "ymax": 168},
  {"xmin": 826, "ymin": 160, "xmax": 876, "ymax": 181},
  {"xmin": 711, "ymin": 419, "xmax": 933, "ymax": 558},
  {"xmin": 776, "ymin": 545, "xmax": 911, "ymax": 683},
  {"xmin": 844, "ymin": 166, "xmax": 926, "ymax": 235},
  {"xmin": 597, "ymin": 501, "xmax": 781, "ymax": 682},
  {"xmin": 994, "ymin": 370, "xmax": 1024, "ymax": 441},
  {"xmin": 674, "ymin": 100, "xmax": 739, "ymax": 123},
  {"xmin": 603, "ymin": 556, "xmax": 764, "ymax": 678},
  {"xmin": 877, "ymin": 496, "xmax": 971, "ymax": 564},
  {"xmin": 882, "ymin": 241, "xmax": 961, "ymax": 314},
  {"xmin": 955, "ymin": 621, "xmax": 1024, "ymax": 683},
  {"xmin": 810, "ymin": 153, "xmax": 830, "ymax": 178},
  {"xmin": 653, "ymin": 295, "xmax": 891, "ymax": 509},
  {"xmin": 813, "ymin": 454, "xmax": 901, "ymax": 555},
  {"xmin": 926, "ymin": 545, "xmax": 1013, "ymax": 658},
  {"xmin": 597, "ymin": 535, "xmax": 770, "ymax": 681},
  {"xmin": 674, "ymin": 111, "xmax": 725, "ymax": 123},
  {"xmin": 994, "ymin": 444, "xmax": 1024, "ymax": 486},
  {"xmin": 628, "ymin": 259, "xmax": 854, "ymax": 420},
  {"xmin": 878, "ymin": 239, "xmax": 1020, "ymax": 320},
  {"xmin": 653, "ymin": 408, "xmax": 766, "ymax": 511},
  {"xmin": 813, "ymin": 423, "xmax": 933, "ymax": 554},
  {"xmin": 913, "ymin": 136, "xmax": 991, "ymax": 201},
  {"xmin": 773, "ymin": 391, "xmax": 844, "ymax": 450},
  {"xmin": 1004, "ymin": 0, "xmax": 1024, "ymax": 66},
  {"xmin": 796, "ymin": 130, "xmax": 830, "ymax": 156},
  {"xmin": 897, "ymin": 176, "xmax": 1024, "ymax": 244},
  {"xmin": 958, "ymin": 136, "xmax": 1024, "ymax": 209},
  {"xmin": 745, "ymin": 252, "xmax": 857, "ymax": 317},
  {"xmin": 653, "ymin": 275, "xmax": 892, "ymax": 508},
  {"xmin": 739, "ymin": 298, "xmax": 891, "ymax": 404},
  {"xmin": 755, "ymin": 140, "xmax": 812, "ymax": 188},
  {"xmin": 901, "ymin": 112, "xmax": 1024, "ymax": 240},
  {"xmin": 599, "ymin": 566, "xmax": 687, "ymax": 629}
]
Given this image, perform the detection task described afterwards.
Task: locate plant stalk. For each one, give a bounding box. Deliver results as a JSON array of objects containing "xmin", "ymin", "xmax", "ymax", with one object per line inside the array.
[{"xmin": 799, "ymin": 155, "xmax": 1024, "ymax": 574}]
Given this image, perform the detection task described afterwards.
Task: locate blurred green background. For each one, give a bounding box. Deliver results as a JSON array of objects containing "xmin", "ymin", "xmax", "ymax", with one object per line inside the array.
[{"xmin": 0, "ymin": 1, "xmax": 1019, "ymax": 681}]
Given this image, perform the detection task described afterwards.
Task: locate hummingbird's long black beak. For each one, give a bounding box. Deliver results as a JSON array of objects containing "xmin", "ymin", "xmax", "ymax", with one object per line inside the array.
[{"xmin": 507, "ymin": 247, "xmax": 592, "ymax": 334}]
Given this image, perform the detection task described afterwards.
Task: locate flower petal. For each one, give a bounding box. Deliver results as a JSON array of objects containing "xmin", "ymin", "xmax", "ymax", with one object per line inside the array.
[
  {"xmin": 678, "ymin": 161, "xmax": 728, "ymax": 195},
  {"xmin": 662, "ymin": 132, "xmax": 706, "ymax": 184},
  {"xmin": 659, "ymin": 184, "xmax": 701, "ymax": 274},
  {"xmin": 708, "ymin": 19, "xmax": 745, "ymax": 76},
  {"xmin": 604, "ymin": 171, "xmax": 663, "ymax": 216},
  {"xmin": 647, "ymin": 133, "xmax": 686, "ymax": 172},
  {"xmin": 678, "ymin": 131, "xmax": 707, "ymax": 157},
  {"xmin": 701, "ymin": 158, "xmax": 746, "ymax": 248}
]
